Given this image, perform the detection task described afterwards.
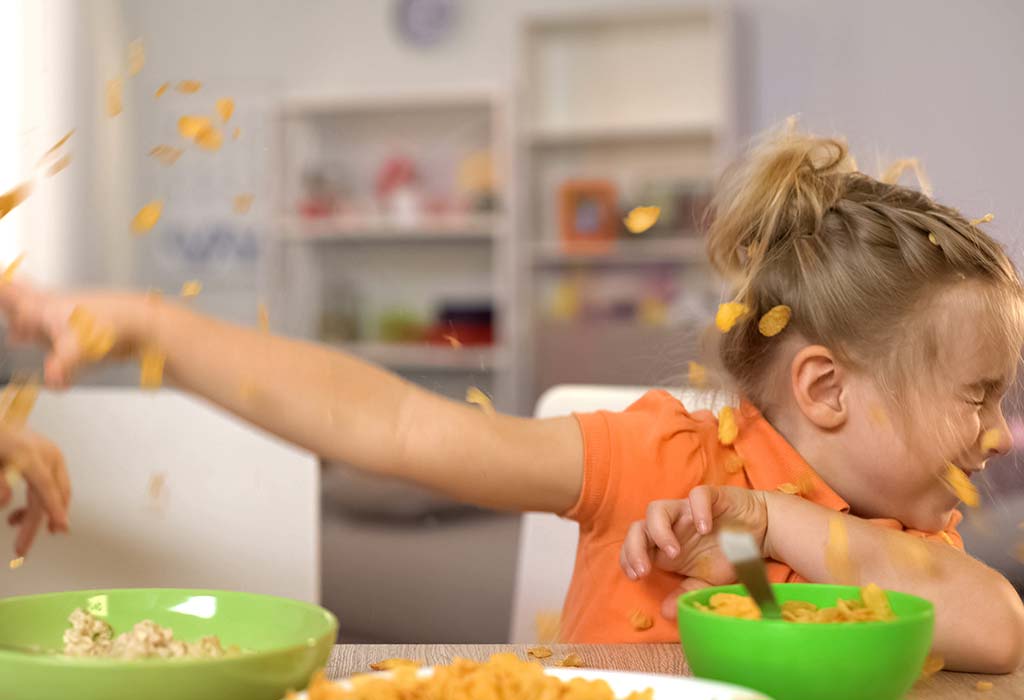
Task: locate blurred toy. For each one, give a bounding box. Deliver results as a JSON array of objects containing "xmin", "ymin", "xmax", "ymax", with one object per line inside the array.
[
  {"xmin": 376, "ymin": 155, "xmax": 422, "ymax": 225},
  {"xmin": 424, "ymin": 302, "xmax": 494, "ymax": 346},
  {"xmin": 298, "ymin": 169, "xmax": 335, "ymax": 219},
  {"xmin": 377, "ymin": 308, "xmax": 426, "ymax": 343},
  {"xmin": 458, "ymin": 150, "xmax": 498, "ymax": 212}
]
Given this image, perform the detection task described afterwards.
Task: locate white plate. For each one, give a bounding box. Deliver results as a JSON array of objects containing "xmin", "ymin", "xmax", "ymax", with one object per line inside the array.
[{"xmin": 293, "ymin": 666, "xmax": 771, "ymax": 699}]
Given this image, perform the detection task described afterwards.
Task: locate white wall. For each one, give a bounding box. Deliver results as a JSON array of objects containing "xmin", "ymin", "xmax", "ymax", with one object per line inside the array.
[{"xmin": 116, "ymin": 0, "xmax": 1024, "ymax": 251}]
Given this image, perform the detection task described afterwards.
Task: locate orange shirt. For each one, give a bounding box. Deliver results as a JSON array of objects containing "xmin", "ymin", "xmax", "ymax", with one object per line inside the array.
[{"xmin": 560, "ymin": 390, "xmax": 963, "ymax": 643}]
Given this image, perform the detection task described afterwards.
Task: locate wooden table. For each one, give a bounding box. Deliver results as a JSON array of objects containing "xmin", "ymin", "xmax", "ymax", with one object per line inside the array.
[{"xmin": 328, "ymin": 644, "xmax": 1022, "ymax": 699}]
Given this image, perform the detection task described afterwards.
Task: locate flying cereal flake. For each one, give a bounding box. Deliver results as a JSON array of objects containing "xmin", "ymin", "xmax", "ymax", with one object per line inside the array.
[
  {"xmin": 939, "ymin": 531, "xmax": 956, "ymax": 548},
  {"xmin": 623, "ymin": 206, "xmax": 660, "ymax": 234},
  {"xmin": 139, "ymin": 346, "xmax": 166, "ymax": 390},
  {"xmin": 106, "ymin": 78, "xmax": 123, "ymax": 117},
  {"xmin": 155, "ymin": 82, "xmax": 170, "ymax": 98},
  {"xmin": 195, "ymin": 125, "xmax": 223, "ymax": 151},
  {"xmin": 777, "ymin": 482, "xmax": 800, "ymax": 495},
  {"xmin": 149, "ymin": 145, "xmax": 184, "ymax": 166},
  {"xmin": 175, "ymin": 80, "xmax": 202, "ymax": 94},
  {"xmin": 9, "ymin": 557, "xmax": 24, "ymax": 570},
  {"xmin": 131, "ymin": 200, "xmax": 163, "ymax": 236},
  {"xmin": 233, "ymin": 193, "xmax": 254, "ymax": 214},
  {"xmin": 232, "ymin": 127, "xmax": 242, "ymax": 140},
  {"xmin": 724, "ymin": 453, "xmax": 745, "ymax": 475},
  {"xmin": 825, "ymin": 515, "xmax": 857, "ymax": 585},
  {"xmin": 688, "ymin": 361, "xmax": 707, "ymax": 388},
  {"xmin": 715, "ymin": 302, "xmax": 750, "ymax": 332},
  {"xmin": 555, "ymin": 654, "xmax": 584, "ymax": 668},
  {"xmin": 69, "ymin": 307, "xmax": 117, "ymax": 361},
  {"xmin": 216, "ymin": 98, "xmax": 235, "ymax": 123},
  {"xmin": 980, "ymin": 429, "xmax": 1001, "ymax": 453},
  {"xmin": 466, "ymin": 386, "xmax": 495, "ymax": 416},
  {"xmin": 527, "ymin": 647, "xmax": 552, "ymax": 659},
  {"xmin": 180, "ymin": 280, "xmax": 202, "ymax": 298},
  {"xmin": 919, "ymin": 654, "xmax": 944, "ymax": 680},
  {"xmin": 369, "ymin": 658, "xmax": 421, "ymax": 671},
  {"xmin": 927, "ymin": 232, "xmax": 939, "ymax": 246},
  {"xmin": 976, "ymin": 681, "xmax": 994, "ymax": 692},
  {"xmin": 1, "ymin": 253, "xmax": 25, "ymax": 283},
  {"xmin": 942, "ymin": 462, "xmax": 979, "ymax": 507},
  {"xmin": 970, "ymin": 213, "xmax": 994, "ymax": 226},
  {"xmin": 178, "ymin": 115, "xmax": 213, "ymax": 140},
  {"xmin": 257, "ymin": 303, "xmax": 269, "ymax": 333},
  {"xmin": 717, "ymin": 406, "xmax": 738, "ymax": 446},
  {"xmin": 629, "ymin": 609, "xmax": 654, "ymax": 631},
  {"xmin": 758, "ymin": 305, "xmax": 791, "ymax": 337},
  {"xmin": 535, "ymin": 611, "xmax": 561, "ymax": 644},
  {"xmin": 42, "ymin": 130, "xmax": 75, "ymax": 160},
  {"xmin": 46, "ymin": 154, "xmax": 72, "ymax": 177},
  {"xmin": 442, "ymin": 334, "xmax": 462, "ymax": 348},
  {"xmin": 0, "ymin": 181, "xmax": 33, "ymax": 221},
  {"xmin": 127, "ymin": 38, "xmax": 145, "ymax": 76}
]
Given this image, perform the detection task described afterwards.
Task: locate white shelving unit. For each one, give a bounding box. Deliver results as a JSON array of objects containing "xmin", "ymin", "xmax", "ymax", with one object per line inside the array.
[
  {"xmin": 273, "ymin": 88, "xmax": 518, "ymax": 411},
  {"xmin": 515, "ymin": 6, "xmax": 736, "ymax": 405}
]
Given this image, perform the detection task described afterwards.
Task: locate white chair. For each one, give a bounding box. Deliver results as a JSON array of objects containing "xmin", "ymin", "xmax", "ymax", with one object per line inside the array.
[
  {"xmin": 509, "ymin": 384, "xmax": 710, "ymax": 643},
  {"xmin": 0, "ymin": 388, "xmax": 320, "ymax": 603}
]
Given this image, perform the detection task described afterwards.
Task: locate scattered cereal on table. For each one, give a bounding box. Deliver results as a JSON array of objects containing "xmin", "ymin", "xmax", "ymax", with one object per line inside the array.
[
  {"xmin": 527, "ymin": 646, "xmax": 552, "ymax": 659},
  {"xmin": 368, "ymin": 658, "xmax": 422, "ymax": 671},
  {"xmin": 919, "ymin": 654, "xmax": 944, "ymax": 680},
  {"xmin": 717, "ymin": 406, "xmax": 738, "ymax": 446},
  {"xmin": 623, "ymin": 206, "xmax": 660, "ymax": 234},
  {"xmin": 555, "ymin": 653, "xmax": 583, "ymax": 668},
  {"xmin": 715, "ymin": 302, "xmax": 749, "ymax": 332},
  {"xmin": 757, "ymin": 304, "xmax": 791, "ymax": 337}
]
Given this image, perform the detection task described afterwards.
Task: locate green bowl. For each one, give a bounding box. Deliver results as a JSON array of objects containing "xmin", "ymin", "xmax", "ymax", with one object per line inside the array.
[
  {"xmin": 0, "ymin": 588, "xmax": 338, "ymax": 700},
  {"xmin": 678, "ymin": 583, "xmax": 934, "ymax": 700}
]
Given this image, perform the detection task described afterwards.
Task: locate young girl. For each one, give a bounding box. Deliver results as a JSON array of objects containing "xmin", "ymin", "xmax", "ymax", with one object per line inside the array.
[{"xmin": 1, "ymin": 128, "xmax": 1021, "ymax": 673}]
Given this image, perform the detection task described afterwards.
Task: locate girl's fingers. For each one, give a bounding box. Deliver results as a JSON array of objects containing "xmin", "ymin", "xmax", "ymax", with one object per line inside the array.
[
  {"xmin": 621, "ymin": 520, "xmax": 653, "ymax": 579},
  {"xmin": 0, "ymin": 476, "xmax": 10, "ymax": 509},
  {"xmin": 644, "ymin": 499, "xmax": 686, "ymax": 558},
  {"xmin": 18, "ymin": 452, "xmax": 68, "ymax": 531},
  {"xmin": 52, "ymin": 449, "xmax": 71, "ymax": 511},
  {"xmin": 687, "ymin": 485, "xmax": 718, "ymax": 535},
  {"xmin": 14, "ymin": 491, "xmax": 44, "ymax": 557},
  {"xmin": 8, "ymin": 508, "xmax": 26, "ymax": 527},
  {"xmin": 661, "ymin": 577, "xmax": 713, "ymax": 620},
  {"xmin": 44, "ymin": 331, "xmax": 83, "ymax": 390}
]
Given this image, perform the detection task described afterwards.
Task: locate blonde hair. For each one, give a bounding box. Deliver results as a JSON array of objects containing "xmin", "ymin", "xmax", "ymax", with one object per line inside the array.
[{"xmin": 705, "ymin": 126, "xmax": 1024, "ymax": 414}]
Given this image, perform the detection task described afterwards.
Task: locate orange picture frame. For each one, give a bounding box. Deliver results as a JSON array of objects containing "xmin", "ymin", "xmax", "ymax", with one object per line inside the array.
[{"xmin": 559, "ymin": 180, "xmax": 618, "ymax": 253}]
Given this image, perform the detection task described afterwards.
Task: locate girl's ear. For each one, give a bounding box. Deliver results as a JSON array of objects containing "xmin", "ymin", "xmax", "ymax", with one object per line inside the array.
[{"xmin": 790, "ymin": 345, "xmax": 848, "ymax": 430}]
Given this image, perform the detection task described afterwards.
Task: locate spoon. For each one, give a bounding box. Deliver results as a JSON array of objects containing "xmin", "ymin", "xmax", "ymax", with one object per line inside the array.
[{"xmin": 718, "ymin": 528, "xmax": 783, "ymax": 619}]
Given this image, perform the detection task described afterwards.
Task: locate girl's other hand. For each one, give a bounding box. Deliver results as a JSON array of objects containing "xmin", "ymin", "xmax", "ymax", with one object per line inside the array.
[
  {"xmin": 619, "ymin": 485, "xmax": 769, "ymax": 619},
  {"xmin": 0, "ymin": 426, "xmax": 70, "ymax": 557}
]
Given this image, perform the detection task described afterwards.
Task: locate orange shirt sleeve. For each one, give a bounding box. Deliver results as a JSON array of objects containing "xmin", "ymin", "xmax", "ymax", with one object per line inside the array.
[{"xmin": 564, "ymin": 390, "xmax": 709, "ymax": 538}]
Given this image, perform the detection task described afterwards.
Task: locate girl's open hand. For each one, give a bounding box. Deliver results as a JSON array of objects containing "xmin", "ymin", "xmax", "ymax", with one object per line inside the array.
[
  {"xmin": 619, "ymin": 485, "xmax": 769, "ymax": 619},
  {"xmin": 0, "ymin": 282, "xmax": 148, "ymax": 388},
  {"xmin": 0, "ymin": 425, "xmax": 70, "ymax": 557}
]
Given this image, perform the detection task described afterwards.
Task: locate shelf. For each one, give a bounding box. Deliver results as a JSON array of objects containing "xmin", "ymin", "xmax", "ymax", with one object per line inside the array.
[
  {"xmin": 331, "ymin": 342, "xmax": 499, "ymax": 372},
  {"xmin": 279, "ymin": 215, "xmax": 499, "ymax": 243},
  {"xmin": 283, "ymin": 87, "xmax": 497, "ymax": 117},
  {"xmin": 528, "ymin": 122, "xmax": 716, "ymax": 148},
  {"xmin": 533, "ymin": 237, "xmax": 705, "ymax": 267}
]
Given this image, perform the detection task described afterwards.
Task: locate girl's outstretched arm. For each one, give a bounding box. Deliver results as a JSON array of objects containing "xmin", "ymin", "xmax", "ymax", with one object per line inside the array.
[{"xmin": 0, "ymin": 284, "xmax": 584, "ymax": 514}]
